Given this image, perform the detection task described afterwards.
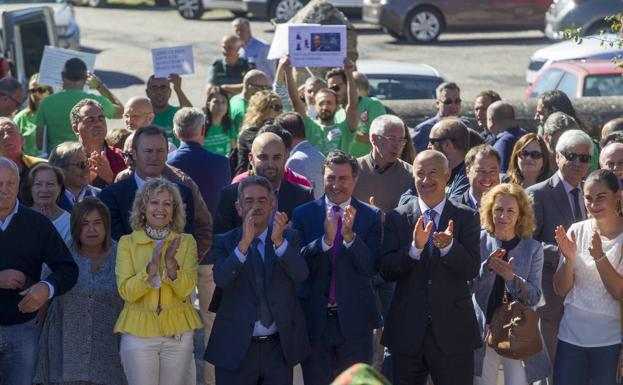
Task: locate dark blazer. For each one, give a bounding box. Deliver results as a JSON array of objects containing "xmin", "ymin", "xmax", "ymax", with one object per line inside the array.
[
  {"xmin": 58, "ymin": 185, "xmax": 101, "ymax": 212},
  {"xmin": 292, "ymin": 197, "xmax": 382, "ymax": 340},
  {"xmin": 213, "ymin": 178, "xmax": 313, "ymax": 235},
  {"xmin": 99, "ymin": 173, "xmax": 195, "ymax": 240},
  {"xmin": 379, "ymin": 199, "xmax": 481, "ymax": 356},
  {"xmin": 167, "ymin": 141, "xmax": 231, "ymax": 216},
  {"xmin": 204, "ymin": 228, "xmax": 310, "ymax": 370}
]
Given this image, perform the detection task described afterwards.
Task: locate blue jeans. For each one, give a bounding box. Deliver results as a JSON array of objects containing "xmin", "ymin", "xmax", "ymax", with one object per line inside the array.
[
  {"xmin": 554, "ymin": 339, "xmax": 621, "ymax": 385},
  {"xmin": 0, "ymin": 317, "xmax": 39, "ymax": 385}
]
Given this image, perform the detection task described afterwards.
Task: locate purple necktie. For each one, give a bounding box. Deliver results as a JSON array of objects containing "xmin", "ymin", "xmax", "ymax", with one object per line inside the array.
[{"xmin": 329, "ymin": 205, "xmax": 342, "ymax": 305}]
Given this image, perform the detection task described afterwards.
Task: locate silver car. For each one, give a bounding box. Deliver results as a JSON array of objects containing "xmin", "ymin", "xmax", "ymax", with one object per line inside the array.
[{"xmin": 545, "ymin": 0, "xmax": 623, "ymax": 39}]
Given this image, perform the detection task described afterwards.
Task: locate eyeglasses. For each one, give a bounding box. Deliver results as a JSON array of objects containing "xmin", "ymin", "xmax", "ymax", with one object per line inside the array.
[
  {"xmin": 329, "ymin": 84, "xmax": 343, "ymax": 92},
  {"xmin": 147, "ymin": 85, "xmax": 169, "ymax": 92},
  {"xmin": 248, "ymin": 83, "xmax": 270, "ymax": 91},
  {"xmin": 560, "ymin": 150, "xmax": 591, "ymax": 163},
  {"xmin": 71, "ymin": 161, "xmax": 89, "ymax": 169},
  {"xmin": 121, "ymin": 151, "xmax": 133, "ymax": 159},
  {"xmin": 379, "ymin": 135, "xmax": 408, "ymax": 146},
  {"xmin": 439, "ymin": 98, "xmax": 461, "ymax": 105},
  {"xmin": 518, "ymin": 150, "xmax": 544, "ymax": 160},
  {"xmin": 429, "ymin": 136, "xmax": 450, "ymax": 145},
  {"xmin": 270, "ymin": 104, "xmax": 283, "ymax": 112},
  {"xmin": 29, "ymin": 87, "xmax": 48, "ymax": 94}
]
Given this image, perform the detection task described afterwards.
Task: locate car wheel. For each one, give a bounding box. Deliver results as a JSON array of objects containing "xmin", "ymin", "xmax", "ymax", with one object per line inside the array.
[
  {"xmin": 87, "ymin": 0, "xmax": 106, "ymax": 7},
  {"xmin": 176, "ymin": 0, "xmax": 204, "ymax": 19},
  {"xmin": 270, "ymin": 0, "xmax": 305, "ymax": 23},
  {"xmin": 384, "ymin": 27, "xmax": 406, "ymax": 41},
  {"xmin": 404, "ymin": 7, "xmax": 443, "ymax": 43}
]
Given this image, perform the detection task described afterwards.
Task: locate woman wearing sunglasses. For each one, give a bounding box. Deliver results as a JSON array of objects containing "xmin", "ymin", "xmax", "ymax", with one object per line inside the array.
[
  {"xmin": 14, "ymin": 73, "xmax": 52, "ymax": 156},
  {"xmin": 505, "ymin": 133, "xmax": 552, "ymax": 189}
]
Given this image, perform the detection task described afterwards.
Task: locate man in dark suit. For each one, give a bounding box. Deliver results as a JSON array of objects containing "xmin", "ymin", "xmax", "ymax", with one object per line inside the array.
[
  {"xmin": 454, "ymin": 144, "xmax": 500, "ymax": 210},
  {"xmin": 292, "ymin": 150, "xmax": 382, "ymax": 385},
  {"xmin": 214, "ymin": 132, "xmax": 313, "ymax": 234},
  {"xmin": 379, "ymin": 149, "xmax": 480, "ymax": 385},
  {"xmin": 99, "ymin": 125, "xmax": 196, "ymax": 240},
  {"xmin": 527, "ymin": 129, "xmax": 592, "ymax": 382},
  {"xmin": 204, "ymin": 175, "xmax": 310, "ymax": 385}
]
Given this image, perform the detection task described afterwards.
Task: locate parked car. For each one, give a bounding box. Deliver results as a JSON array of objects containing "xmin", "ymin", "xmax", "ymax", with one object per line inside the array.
[
  {"xmin": 357, "ymin": 59, "xmax": 445, "ymax": 100},
  {"xmin": 545, "ymin": 0, "xmax": 623, "ymax": 40},
  {"xmin": 525, "ymin": 60, "xmax": 623, "ymax": 99},
  {"xmin": 526, "ymin": 33, "xmax": 622, "ymax": 84},
  {"xmin": 0, "ymin": 0, "xmax": 79, "ymax": 50},
  {"xmin": 175, "ymin": 0, "xmax": 360, "ymax": 21},
  {"xmin": 78, "ymin": 0, "xmax": 170, "ymax": 8},
  {"xmin": 363, "ymin": 0, "xmax": 551, "ymax": 43}
]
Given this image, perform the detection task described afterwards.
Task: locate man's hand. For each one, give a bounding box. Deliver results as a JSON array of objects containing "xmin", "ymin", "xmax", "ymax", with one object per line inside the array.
[
  {"xmin": 341, "ymin": 205, "xmax": 357, "ymax": 243},
  {"xmin": 432, "ymin": 220, "xmax": 453, "ymax": 249},
  {"xmin": 86, "ymin": 72, "xmax": 103, "ymax": 90},
  {"xmin": 18, "ymin": 282, "xmax": 50, "ymax": 313},
  {"xmin": 343, "ymin": 58, "xmax": 356, "ymax": 74},
  {"xmin": 279, "ymin": 56, "xmax": 292, "ymax": 70},
  {"xmin": 412, "ymin": 215, "xmax": 433, "ymax": 249},
  {"xmin": 168, "ymin": 74, "xmax": 182, "ymax": 91},
  {"xmin": 271, "ymin": 212, "xmax": 288, "ymax": 248},
  {"xmin": 238, "ymin": 209, "xmax": 256, "ymax": 255},
  {"xmin": 324, "ymin": 207, "xmax": 339, "ymax": 247},
  {"xmin": 0, "ymin": 269, "xmax": 26, "ymax": 289},
  {"xmin": 89, "ymin": 150, "xmax": 114, "ymax": 185}
]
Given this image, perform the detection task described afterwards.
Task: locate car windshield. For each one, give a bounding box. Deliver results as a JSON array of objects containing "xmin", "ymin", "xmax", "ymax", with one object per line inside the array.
[
  {"xmin": 367, "ymin": 75, "xmax": 443, "ymax": 100},
  {"xmin": 584, "ymin": 74, "xmax": 623, "ymax": 97}
]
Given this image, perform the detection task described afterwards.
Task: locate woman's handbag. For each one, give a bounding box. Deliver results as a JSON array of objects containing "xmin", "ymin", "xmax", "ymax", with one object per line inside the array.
[{"xmin": 485, "ymin": 289, "xmax": 543, "ymax": 360}]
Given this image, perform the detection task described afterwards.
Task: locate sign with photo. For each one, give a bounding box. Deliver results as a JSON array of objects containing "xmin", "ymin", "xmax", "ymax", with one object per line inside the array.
[{"xmin": 288, "ymin": 25, "xmax": 347, "ymax": 68}]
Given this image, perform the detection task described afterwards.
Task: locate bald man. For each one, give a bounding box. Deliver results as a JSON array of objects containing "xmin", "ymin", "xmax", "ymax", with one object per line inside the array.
[
  {"xmin": 229, "ymin": 69, "xmax": 270, "ymax": 135},
  {"xmin": 487, "ymin": 101, "xmax": 526, "ymax": 172},
  {"xmin": 380, "ymin": 150, "xmax": 480, "ymax": 385},
  {"xmin": 213, "ymin": 132, "xmax": 313, "ymax": 234},
  {"xmin": 601, "ymin": 117, "xmax": 623, "ymax": 140},
  {"xmin": 208, "ymin": 34, "xmax": 255, "ymax": 96},
  {"xmin": 123, "ymin": 96, "xmax": 155, "ymax": 131},
  {"xmin": 600, "ymin": 142, "xmax": 623, "ymax": 182}
]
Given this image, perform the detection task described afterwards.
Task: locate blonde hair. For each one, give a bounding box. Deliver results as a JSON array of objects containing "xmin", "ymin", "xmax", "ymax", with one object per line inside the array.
[
  {"xmin": 129, "ymin": 178, "xmax": 186, "ymax": 232},
  {"xmin": 241, "ymin": 90, "xmax": 281, "ymax": 129},
  {"xmin": 480, "ymin": 183, "xmax": 535, "ymax": 239}
]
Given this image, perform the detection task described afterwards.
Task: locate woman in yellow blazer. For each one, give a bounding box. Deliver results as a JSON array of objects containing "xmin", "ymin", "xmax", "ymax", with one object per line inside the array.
[{"xmin": 115, "ymin": 178, "xmax": 202, "ymax": 385}]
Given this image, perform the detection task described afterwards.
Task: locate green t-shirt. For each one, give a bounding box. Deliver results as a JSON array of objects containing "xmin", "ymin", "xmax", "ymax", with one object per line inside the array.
[
  {"xmin": 303, "ymin": 115, "xmax": 351, "ymax": 155},
  {"xmin": 229, "ymin": 94, "xmax": 248, "ymax": 138},
  {"xmin": 203, "ymin": 124, "xmax": 234, "ymax": 156},
  {"xmin": 335, "ymin": 96, "xmax": 386, "ymax": 158},
  {"xmin": 35, "ymin": 89, "xmax": 115, "ymax": 152},
  {"xmin": 14, "ymin": 108, "xmax": 38, "ymax": 156},
  {"xmin": 153, "ymin": 104, "xmax": 180, "ymax": 146}
]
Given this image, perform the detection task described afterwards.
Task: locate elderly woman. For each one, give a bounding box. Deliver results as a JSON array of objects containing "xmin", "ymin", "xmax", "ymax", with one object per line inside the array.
[
  {"xmin": 14, "ymin": 73, "xmax": 52, "ymax": 156},
  {"xmin": 472, "ymin": 183, "xmax": 550, "ymax": 385},
  {"xmin": 203, "ymin": 85, "xmax": 233, "ymax": 156},
  {"xmin": 49, "ymin": 141, "xmax": 101, "ymax": 212},
  {"xmin": 34, "ymin": 197, "xmax": 126, "ymax": 385},
  {"xmin": 553, "ymin": 169, "xmax": 623, "ymax": 385},
  {"xmin": 115, "ymin": 178, "xmax": 202, "ymax": 385},
  {"xmin": 505, "ymin": 133, "xmax": 551, "ymax": 189},
  {"xmin": 235, "ymin": 90, "xmax": 284, "ymax": 175},
  {"xmin": 28, "ymin": 163, "xmax": 71, "ymax": 245}
]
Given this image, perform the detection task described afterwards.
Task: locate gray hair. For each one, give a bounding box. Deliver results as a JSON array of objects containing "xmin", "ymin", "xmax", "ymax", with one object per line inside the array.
[
  {"xmin": 555, "ymin": 129, "xmax": 594, "ymax": 154},
  {"xmin": 414, "ymin": 149, "xmax": 450, "ymax": 175},
  {"xmin": 369, "ymin": 114, "xmax": 405, "ymax": 138},
  {"xmin": 70, "ymin": 98, "xmax": 104, "ymax": 126},
  {"xmin": 599, "ymin": 142, "xmax": 623, "ymax": 167},
  {"xmin": 435, "ymin": 82, "xmax": 460, "ymax": 99},
  {"xmin": 237, "ymin": 175, "xmax": 273, "ymax": 202},
  {"xmin": 544, "ymin": 112, "xmax": 579, "ymax": 138},
  {"xmin": 173, "ymin": 107, "xmax": 205, "ymax": 140},
  {"xmin": 0, "ymin": 156, "xmax": 19, "ymax": 180},
  {"xmin": 0, "ymin": 77, "xmax": 22, "ymax": 95},
  {"xmin": 49, "ymin": 142, "xmax": 85, "ymax": 170}
]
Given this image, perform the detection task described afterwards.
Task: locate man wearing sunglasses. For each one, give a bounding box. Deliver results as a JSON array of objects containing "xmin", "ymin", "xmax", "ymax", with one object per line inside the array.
[
  {"xmin": 412, "ymin": 82, "xmax": 469, "ymax": 153},
  {"xmin": 145, "ymin": 74, "xmax": 193, "ymax": 147},
  {"xmin": 229, "ymin": 70, "xmax": 270, "ymax": 137},
  {"xmin": 487, "ymin": 101, "xmax": 526, "ymax": 173},
  {"xmin": 0, "ymin": 76, "xmax": 24, "ymax": 118},
  {"xmin": 528, "ymin": 129, "xmax": 593, "ymax": 384}
]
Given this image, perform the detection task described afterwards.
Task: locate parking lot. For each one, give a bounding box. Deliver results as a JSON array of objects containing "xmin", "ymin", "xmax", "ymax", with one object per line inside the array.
[{"xmin": 76, "ymin": 4, "xmax": 554, "ymax": 113}]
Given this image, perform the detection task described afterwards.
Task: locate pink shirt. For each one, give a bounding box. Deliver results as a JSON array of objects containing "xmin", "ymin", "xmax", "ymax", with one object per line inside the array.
[{"xmin": 232, "ymin": 167, "xmax": 314, "ymax": 196}]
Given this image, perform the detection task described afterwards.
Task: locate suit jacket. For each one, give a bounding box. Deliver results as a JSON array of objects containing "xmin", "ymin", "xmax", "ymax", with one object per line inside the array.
[
  {"xmin": 292, "ymin": 197, "xmax": 382, "ymax": 340},
  {"xmin": 204, "ymin": 228, "xmax": 310, "ymax": 370},
  {"xmin": 213, "ymin": 178, "xmax": 313, "ymax": 235},
  {"xmin": 527, "ymin": 172, "xmax": 582, "ymax": 271},
  {"xmin": 379, "ymin": 199, "xmax": 481, "ymax": 356},
  {"xmin": 99, "ymin": 173, "xmax": 195, "ymax": 241},
  {"xmin": 58, "ymin": 185, "xmax": 101, "ymax": 212}
]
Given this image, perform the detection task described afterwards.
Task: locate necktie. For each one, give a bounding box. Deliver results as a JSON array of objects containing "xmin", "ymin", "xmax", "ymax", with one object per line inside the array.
[
  {"xmin": 250, "ymin": 238, "xmax": 273, "ymax": 328},
  {"xmin": 329, "ymin": 205, "xmax": 342, "ymax": 305},
  {"xmin": 570, "ymin": 188, "xmax": 583, "ymax": 222},
  {"xmin": 425, "ymin": 209, "xmax": 437, "ymax": 254}
]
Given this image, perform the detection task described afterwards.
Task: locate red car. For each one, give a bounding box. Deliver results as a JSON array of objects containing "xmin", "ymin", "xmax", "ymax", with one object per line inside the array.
[{"xmin": 526, "ymin": 60, "xmax": 623, "ymax": 99}]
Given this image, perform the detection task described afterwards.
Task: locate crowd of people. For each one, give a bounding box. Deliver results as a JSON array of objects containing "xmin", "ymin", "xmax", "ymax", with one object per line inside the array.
[{"xmin": 2, "ymin": 16, "xmax": 623, "ymax": 385}]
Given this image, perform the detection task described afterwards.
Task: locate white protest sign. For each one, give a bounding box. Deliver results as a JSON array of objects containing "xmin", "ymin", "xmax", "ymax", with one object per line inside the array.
[
  {"xmin": 151, "ymin": 45, "xmax": 194, "ymax": 78},
  {"xmin": 288, "ymin": 25, "xmax": 347, "ymax": 68},
  {"xmin": 38, "ymin": 46, "xmax": 96, "ymax": 89},
  {"xmin": 268, "ymin": 23, "xmax": 321, "ymax": 60}
]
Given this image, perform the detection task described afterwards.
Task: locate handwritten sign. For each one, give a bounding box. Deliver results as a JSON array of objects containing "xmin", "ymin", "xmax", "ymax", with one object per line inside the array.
[
  {"xmin": 151, "ymin": 45, "xmax": 194, "ymax": 78},
  {"xmin": 38, "ymin": 46, "xmax": 96, "ymax": 89}
]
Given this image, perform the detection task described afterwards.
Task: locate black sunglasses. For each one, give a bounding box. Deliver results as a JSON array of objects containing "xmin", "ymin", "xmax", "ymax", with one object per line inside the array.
[
  {"xmin": 439, "ymin": 98, "xmax": 461, "ymax": 105},
  {"xmin": 271, "ymin": 104, "xmax": 283, "ymax": 112},
  {"xmin": 429, "ymin": 136, "xmax": 450, "ymax": 145},
  {"xmin": 518, "ymin": 150, "xmax": 544, "ymax": 160},
  {"xmin": 29, "ymin": 87, "xmax": 48, "ymax": 94},
  {"xmin": 329, "ymin": 84, "xmax": 342, "ymax": 92},
  {"xmin": 560, "ymin": 151, "xmax": 591, "ymax": 163}
]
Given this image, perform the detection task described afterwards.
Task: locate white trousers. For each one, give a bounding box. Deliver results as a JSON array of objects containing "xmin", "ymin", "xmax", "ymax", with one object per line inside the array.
[
  {"xmin": 120, "ymin": 332, "xmax": 196, "ymax": 385},
  {"xmin": 474, "ymin": 344, "xmax": 529, "ymax": 385}
]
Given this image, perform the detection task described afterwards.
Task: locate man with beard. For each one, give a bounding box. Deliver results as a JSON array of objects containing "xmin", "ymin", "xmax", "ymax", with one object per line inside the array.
[
  {"xmin": 473, "ymin": 90, "xmax": 500, "ymax": 145},
  {"xmin": 284, "ymin": 57, "xmax": 358, "ymax": 155},
  {"xmin": 145, "ymin": 73, "xmax": 193, "ymax": 144},
  {"xmin": 457, "ymin": 144, "xmax": 501, "ymax": 210},
  {"xmin": 213, "ymin": 132, "xmax": 313, "ymax": 234}
]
